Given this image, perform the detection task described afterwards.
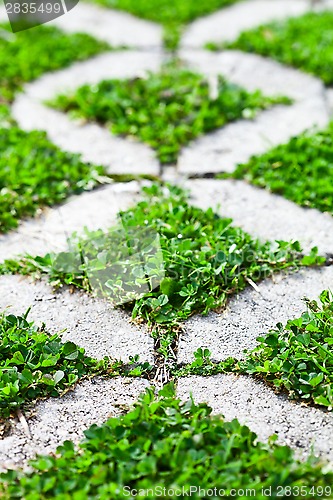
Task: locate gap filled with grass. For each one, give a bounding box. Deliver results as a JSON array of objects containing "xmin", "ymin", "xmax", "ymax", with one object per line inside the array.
[
  {"xmin": 0, "ymin": 23, "xmax": 109, "ymax": 104},
  {"xmin": 225, "ymin": 123, "xmax": 333, "ymax": 214},
  {"xmin": 0, "ymin": 311, "xmax": 119, "ymax": 418},
  {"xmin": 1, "ymin": 383, "xmax": 332, "ymax": 499},
  {"xmin": 49, "ymin": 64, "xmax": 290, "ymax": 165},
  {"xmin": 0, "ymin": 185, "xmax": 323, "ymax": 332},
  {"xmin": 0, "ymin": 127, "xmax": 106, "ymax": 233},
  {"xmin": 210, "ymin": 11, "xmax": 333, "ymax": 85},
  {"xmin": 176, "ymin": 290, "xmax": 333, "ymax": 410},
  {"xmin": 238, "ymin": 289, "xmax": 333, "ymax": 409},
  {"xmin": 90, "ymin": 0, "xmax": 238, "ymax": 49}
]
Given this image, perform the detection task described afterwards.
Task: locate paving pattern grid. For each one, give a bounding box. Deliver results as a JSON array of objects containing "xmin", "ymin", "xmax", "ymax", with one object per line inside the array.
[{"xmin": 1, "ymin": 0, "xmax": 333, "ymax": 472}]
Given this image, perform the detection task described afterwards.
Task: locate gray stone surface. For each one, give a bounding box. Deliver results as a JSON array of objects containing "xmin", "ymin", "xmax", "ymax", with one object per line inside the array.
[
  {"xmin": 180, "ymin": 50, "xmax": 324, "ymax": 101},
  {"xmin": 13, "ymin": 95, "xmax": 160, "ymax": 175},
  {"xmin": 181, "ymin": 0, "xmax": 309, "ymax": 48},
  {"xmin": 0, "ymin": 275, "xmax": 154, "ymax": 363},
  {"xmin": 178, "ymin": 375, "xmax": 333, "ymax": 464},
  {"xmin": 178, "ymin": 97, "xmax": 328, "ymax": 174},
  {"xmin": 178, "ymin": 266, "xmax": 333, "ymax": 363},
  {"xmin": 51, "ymin": 2, "xmax": 163, "ymax": 49},
  {"xmin": 178, "ymin": 51, "xmax": 328, "ymax": 175},
  {"xmin": 0, "ymin": 182, "xmax": 143, "ymax": 261},
  {"xmin": 0, "ymin": 2, "xmax": 162, "ymax": 48},
  {"xmin": 24, "ymin": 51, "xmax": 164, "ymax": 101},
  {"xmin": 0, "ymin": 377, "xmax": 150, "ymax": 472},
  {"xmin": 186, "ymin": 179, "xmax": 333, "ymax": 255},
  {"xmin": 12, "ymin": 52, "xmax": 162, "ymax": 176}
]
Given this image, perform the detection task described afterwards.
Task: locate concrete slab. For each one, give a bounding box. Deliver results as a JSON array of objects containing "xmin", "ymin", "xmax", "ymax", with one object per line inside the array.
[
  {"xmin": 178, "ymin": 266, "xmax": 333, "ymax": 363},
  {"xmin": 0, "ymin": 274, "xmax": 154, "ymax": 363},
  {"xmin": 185, "ymin": 179, "xmax": 333, "ymax": 255},
  {"xmin": 0, "ymin": 377, "xmax": 150, "ymax": 471},
  {"xmin": 178, "ymin": 374, "xmax": 333, "ymax": 464}
]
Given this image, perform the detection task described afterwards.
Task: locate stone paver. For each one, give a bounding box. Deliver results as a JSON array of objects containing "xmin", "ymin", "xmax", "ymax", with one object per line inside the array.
[
  {"xmin": 0, "ymin": 275, "xmax": 154, "ymax": 363},
  {"xmin": 178, "ymin": 266, "xmax": 333, "ymax": 363},
  {"xmin": 178, "ymin": 97, "xmax": 328, "ymax": 174},
  {"xmin": 51, "ymin": 2, "xmax": 163, "ymax": 48},
  {"xmin": 0, "ymin": 182, "xmax": 143, "ymax": 261},
  {"xmin": 181, "ymin": 0, "xmax": 309, "ymax": 48},
  {"xmin": 13, "ymin": 96, "xmax": 160, "ymax": 175},
  {"xmin": 180, "ymin": 50, "xmax": 324, "ymax": 101},
  {"xmin": 186, "ymin": 179, "xmax": 333, "ymax": 254},
  {"xmin": 178, "ymin": 375, "xmax": 333, "ymax": 463},
  {"xmin": 23, "ymin": 51, "xmax": 164, "ymax": 101},
  {"xmin": 178, "ymin": 50, "xmax": 328, "ymax": 175},
  {"xmin": 12, "ymin": 52, "xmax": 163, "ymax": 176},
  {"xmin": 0, "ymin": 377, "xmax": 150, "ymax": 472}
]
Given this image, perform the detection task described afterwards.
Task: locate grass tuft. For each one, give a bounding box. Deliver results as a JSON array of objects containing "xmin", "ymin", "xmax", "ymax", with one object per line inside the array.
[
  {"xmin": 0, "ymin": 184, "xmax": 323, "ymax": 330},
  {"xmin": 238, "ymin": 289, "xmax": 333, "ymax": 409},
  {"xmin": 1, "ymin": 384, "xmax": 332, "ymax": 498},
  {"xmin": 0, "ymin": 311, "xmax": 117, "ymax": 418},
  {"xmin": 226, "ymin": 122, "xmax": 333, "ymax": 214},
  {"xmin": 49, "ymin": 64, "xmax": 290, "ymax": 165},
  {"xmin": 0, "ymin": 127, "xmax": 105, "ymax": 233},
  {"xmin": 0, "ymin": 23, "xmax": 109, "ymax": 103},
  {"xmin": 176, "ymin": 290, "xmax": 333, "ymax": 410}
]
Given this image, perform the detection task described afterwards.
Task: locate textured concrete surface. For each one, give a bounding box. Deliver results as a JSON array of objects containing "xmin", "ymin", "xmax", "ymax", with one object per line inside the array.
[
  {"xmin": 180, "ymin": 50, "xmax": 324, "ymax": 101},
  {"xmin": 178, "ymin": 97, "xmax": 328, "ymax": 174},
  {"xmin": 178, "ymin": 375, "xmax": 333, "ymax": 464},
  {"xmin": 24, "ymin": 51, "xmax": 164, "ymax": 101},
  {"xmin": 178, "ymin": 266, "xmax": 333, "ymax": 363},
  {"xmin": 186, "ymin": 179, "xmax": 333, "ymax": 255},
  {"xmin": 11, "ymin": 8, "xmax": 332, "ymax": 176},
  {"xmin": 181, "ymin": 0, "xmax": 309, "ymax": 48},
  {"xmin": 0, "ymin": 377, "xmax": 150, "ymax": 472},
  {"xmin": 12, "ymin": 52, "xmax": 162, "ymax": 176},
  {"xmin": 13, "ymin": 95, "xmax": 160, "ymax": 175},
  {"xmin": 51, "ymin": 2, "xmax": 163, "ymax": 49},
  {"xmin": 177, "ymin": 50, "xmax": 328, "ymax": 175},
  {"xmin": 0, "ymin": 182, "xmax": 143, "ymax": 261},
  {"xmin": 0, "ymin": 275, "xmax": 154, "ymax": 363}
]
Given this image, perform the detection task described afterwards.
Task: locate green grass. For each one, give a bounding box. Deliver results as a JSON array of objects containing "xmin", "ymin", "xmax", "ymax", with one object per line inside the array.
[
  {"xmin": 0, "ymin": 311, "xmax": 118, "ymax": 418},
  {"xmin": 0, "ymin": 23, "xmax": 109, "ymax": 104},
  {"xmin": 211, "ymin": 11, "xmax": 333, "ymax": 85},
  {"xmin": 0, "ymin": 103, "xmax": 13, "ymax": 128},
  {"xmin": 89, "ymin": 0, "xmax": 238, "ymax": 49},
  {"xmin": 176, "ymin": 290, "xmax": 333, "ymax": 410},
  {"xmin": 0, "ymin": 127, "xmax": 106, "ymax": 233},
  {"xmin": 226, "ymin": 123, "xmax": 333, "ymax": 214},
  {"xmin": 1, "ymin": 384, "xmax": 332, "ymax": 499},
  {"xmin": 238, "ymin": 289, "xmax": 333, "ymax": 409},
  {"xmin": 0, "ymin": 185, "xmax": 323, "ymax": 336},
  {"xmin": 50, "ymin": 64, "xmax": 290, "ymax": 165}
]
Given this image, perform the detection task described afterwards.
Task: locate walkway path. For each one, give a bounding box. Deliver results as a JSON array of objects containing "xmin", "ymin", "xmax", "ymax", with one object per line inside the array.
[{"xmin": 1, "ymin": 0, "xmax": 333, "ymax": 472}]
